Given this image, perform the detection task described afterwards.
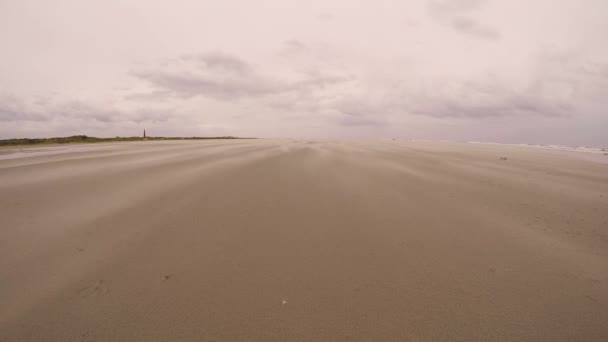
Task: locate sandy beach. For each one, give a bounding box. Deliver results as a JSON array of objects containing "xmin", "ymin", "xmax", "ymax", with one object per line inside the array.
[{"xmin": 1, "ymin": 139, "xmax": 607, "ymax": 341}]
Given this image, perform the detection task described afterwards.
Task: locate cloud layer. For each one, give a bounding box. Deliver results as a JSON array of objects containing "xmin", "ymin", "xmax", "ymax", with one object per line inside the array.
[{"xmin": 1, "ymin": 0, "xmax": 607, "ymax": 145}]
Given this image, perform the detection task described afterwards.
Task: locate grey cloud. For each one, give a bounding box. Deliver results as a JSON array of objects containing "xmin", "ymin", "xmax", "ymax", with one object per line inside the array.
[
  {"xmin": 578, "ymin": 62, "xmax": 608, "ymax": 81},
  {"xmin": 292, "ymin": 75, "xmax": 352, "ymax": 89},
  {"xmin": 132, "ymin": 52, "xmax": 280, "ymax": 99},
  {"xmin": 133, "ymin": 69, "xmax": 281, "ymax": 99},
  {"xmin": 334, "ymin": 97, "xmax": 386, "ymax": 118},
  {"xmin": 128, "ymin": 108, "xmax": 173, "ymax": 124},
  {"xmin": 0, "ymin": 94, "xmax": 47, "ymax": 122},
  {"xmin": 324, "ymin": 92, "xmax": 399, "ymax": 128},
  {"xmin": 321, "ymin": 74, "xmax": 575, "ymax": 123},
  {"xmin": 130, "ymin": 47, "xmax": 598, "ymax": 129},
  {"xmin": 428, "ymin": 0, "xmax": 500, "ymax": 40},
  {"xmin": 51, "ymin": 101, "xmax": 123, "ymax": 123},
  {"xmin": 123, "ymin": 90, "xmax": 174, "ymax": 102},
  {"xmin": 450, "ymin": 16, "xmax": 500, "ymax": 40},
  {"xmin": 59, "ymin": 102, "xmax": 171, "ymax": 124},
  {"xmin": 335, "ymin": 101, "xmax": 388, "ymax": 127},
  {"xmin": 317, "ymin": 13, "xmax": 334, "ymax": 22},
  {"xmin": 132, "ymin": 51, "xmax": 352, "ymax": 101},
  {"xmin": 179, "ymin": 52, "xmax": 253, "ymax": 75},
  {"xmin": 282, "ymin": 40, "xmax": 308, "ymax": 53},
  {"xmin": 269, "ymin": 75, "xmax": 574, "ymax": 125},
  {"xmin": 408, "ymin": 95, "xmax": 570, "ymax": 118},
  {"xmin": 405, "ymin": 80, "xmax": 572, "ymax": 118},
  {"xmin": 0, "ymin": 95, "xmax": 170, "ymax": 125},
  {"xmin": 339, "ymin": 115, "xmax": 386, "ymax": 127},
  {"xmin": 0, "ymin": 95, "xmax": 25, "ymax": 121},
  {"xmin": 428, "ymin": 0, "xmax": 485, "ymax": 15},
  {"xmin": 279, "ymin": 39, "xmax": 327, "ymax": 61}
]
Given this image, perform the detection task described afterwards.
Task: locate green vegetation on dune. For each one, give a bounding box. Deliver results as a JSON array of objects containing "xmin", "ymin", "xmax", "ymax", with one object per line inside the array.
[{"xmin": 0, "ymin": 135, "xmax": 250, "ymax": 146}]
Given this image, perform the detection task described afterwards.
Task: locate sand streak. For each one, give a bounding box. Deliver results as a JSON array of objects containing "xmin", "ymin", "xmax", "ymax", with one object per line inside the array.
[{"xmin": 1, "ymin": 140, "xmax": 607, "ymax": 341}]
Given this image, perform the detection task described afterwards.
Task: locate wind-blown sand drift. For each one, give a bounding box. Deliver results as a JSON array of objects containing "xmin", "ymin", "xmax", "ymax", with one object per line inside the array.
[{"xmin": 1, "ymin": 140, "xmax": 607, "ymax": 341}]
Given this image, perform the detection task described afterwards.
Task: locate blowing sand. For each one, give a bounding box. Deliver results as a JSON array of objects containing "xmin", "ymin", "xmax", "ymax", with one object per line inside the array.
[{"xmin": 1, "ymin": 140, "xmax": 607, "ymax": 341}]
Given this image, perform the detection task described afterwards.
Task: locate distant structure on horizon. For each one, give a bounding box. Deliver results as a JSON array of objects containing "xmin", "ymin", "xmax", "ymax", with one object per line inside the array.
[{"xmin": 143, "ymin": 129, "xmax": 147, "ymax": 140}]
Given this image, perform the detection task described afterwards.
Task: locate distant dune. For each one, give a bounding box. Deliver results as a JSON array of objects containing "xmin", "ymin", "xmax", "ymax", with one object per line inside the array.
[
  {"xmin": 0, "ymin": 135, "xmax": 249, "ymax": 146},
  {"xmin": 1, "ymin": 140, "xmax": 607, "ymax": 341}
]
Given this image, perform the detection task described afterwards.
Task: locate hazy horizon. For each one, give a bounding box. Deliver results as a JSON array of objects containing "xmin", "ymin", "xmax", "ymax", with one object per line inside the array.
[{"xmin": 1, "ymin": 0, "xmax": 607, "ymax": 146}]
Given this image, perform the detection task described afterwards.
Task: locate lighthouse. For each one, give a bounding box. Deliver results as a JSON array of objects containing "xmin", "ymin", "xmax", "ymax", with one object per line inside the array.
[{"xmin": 143, "ymin": 129, "xmax": 147, "ymax": 140}]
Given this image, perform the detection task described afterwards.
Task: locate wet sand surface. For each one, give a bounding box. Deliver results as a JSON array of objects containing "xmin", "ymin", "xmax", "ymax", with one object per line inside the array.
[{"xmin": 1, "ymin": 140, "xmax": 607, "ymax": 341}]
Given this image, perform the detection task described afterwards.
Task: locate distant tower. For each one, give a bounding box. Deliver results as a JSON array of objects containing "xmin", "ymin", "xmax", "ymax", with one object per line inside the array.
[{"xmin": 143, "ymin": 129, "xmax": 147, "ymax": 139}]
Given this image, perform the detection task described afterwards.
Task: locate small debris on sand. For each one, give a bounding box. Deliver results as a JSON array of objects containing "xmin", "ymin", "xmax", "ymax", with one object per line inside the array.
[{"xmin": 499, "ymin": 157, "xmax": 508, "ymax": 161}]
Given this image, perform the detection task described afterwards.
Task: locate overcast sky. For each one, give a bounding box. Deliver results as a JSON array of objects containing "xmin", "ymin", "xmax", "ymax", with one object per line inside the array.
[{"xmin": 1, "ymin": 0, "xmax": 607, "ymax": 145}]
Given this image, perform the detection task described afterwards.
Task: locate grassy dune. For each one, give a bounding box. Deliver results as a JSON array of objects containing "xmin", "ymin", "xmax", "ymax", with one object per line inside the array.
[{"xmin": 0, "ymin": 135, "xmax": 249, "ymax": 146}]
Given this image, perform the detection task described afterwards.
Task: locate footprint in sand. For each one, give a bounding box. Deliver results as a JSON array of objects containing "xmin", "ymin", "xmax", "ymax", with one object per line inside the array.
[
  {"xmin": 78, "ymin": 280, "xmax": 109, "ymax": 298},
  {"xmin": 80, "ymin": 331, "xmax": 97, "ymax": 342}
]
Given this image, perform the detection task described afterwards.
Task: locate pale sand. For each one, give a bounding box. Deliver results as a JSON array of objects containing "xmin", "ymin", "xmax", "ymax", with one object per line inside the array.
[{"xmin": 0, "ymin": 140, "xmax": 607, "ymax": 341}]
